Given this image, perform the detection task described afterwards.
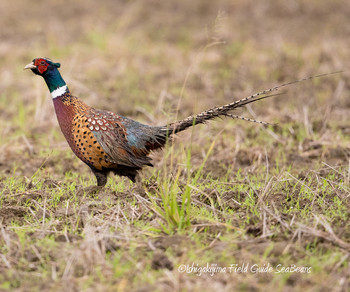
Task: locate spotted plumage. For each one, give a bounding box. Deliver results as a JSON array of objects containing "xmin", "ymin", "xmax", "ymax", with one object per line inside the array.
[
  {"xmin": 52, "ymin": 88, "xmax": 161, "ymax": 184},
  {"xmin": 25, "ymin": 57, "xmax": 340, "ymax": 187}
]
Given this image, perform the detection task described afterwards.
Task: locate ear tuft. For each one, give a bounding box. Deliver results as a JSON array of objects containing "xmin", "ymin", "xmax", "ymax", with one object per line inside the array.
[{"xmin": 54, "ymin": 62, "xmax": 61, "ymax": 68}]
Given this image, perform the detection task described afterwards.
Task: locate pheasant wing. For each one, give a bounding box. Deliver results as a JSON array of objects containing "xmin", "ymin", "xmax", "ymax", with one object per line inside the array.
[{"xmin": 86, "ymin": 110, "xmax": 152, "ymax": 168}]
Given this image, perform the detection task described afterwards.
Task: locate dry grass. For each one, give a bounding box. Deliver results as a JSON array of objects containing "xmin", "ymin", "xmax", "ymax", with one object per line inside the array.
[{"xmin": 1, "ymin": 0, "xmax": 350, "ymax": 291}]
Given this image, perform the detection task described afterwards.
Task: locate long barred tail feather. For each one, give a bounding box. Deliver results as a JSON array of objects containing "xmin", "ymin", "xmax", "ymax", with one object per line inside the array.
[
  {"xmin": 166, "ymin": 92, "xmax": 283, "ymax": 133},
  {"xmin": 163, "ymin": 71, "xmax": 344, "ymax": 134},
  {"xmin": 224, "ymin": 114, "xmax": 274, "ymax": 126}
]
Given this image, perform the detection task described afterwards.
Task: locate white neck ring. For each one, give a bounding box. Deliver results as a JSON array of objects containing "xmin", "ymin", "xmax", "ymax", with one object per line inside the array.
[{"xmin": 51, "ymin": 85, "xmax": 68, "ymax": 99}]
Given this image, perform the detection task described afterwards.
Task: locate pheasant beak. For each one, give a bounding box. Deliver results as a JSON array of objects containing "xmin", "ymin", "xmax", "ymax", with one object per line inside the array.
[{"xmin": 24, "ymin": 62, "xmax": 36, "ymax": 70}]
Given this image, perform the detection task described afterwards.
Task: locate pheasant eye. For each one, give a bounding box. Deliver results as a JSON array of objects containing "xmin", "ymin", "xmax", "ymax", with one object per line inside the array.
[{"xmin": 40, "ymin": 61, "xmax": 46, "ymax": 65}]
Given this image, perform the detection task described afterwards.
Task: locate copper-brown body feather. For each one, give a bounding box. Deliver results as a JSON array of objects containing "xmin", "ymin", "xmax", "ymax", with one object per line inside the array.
[{"xmin": 53, "ymin": 91, "xmax": 162, "ymax": 185}]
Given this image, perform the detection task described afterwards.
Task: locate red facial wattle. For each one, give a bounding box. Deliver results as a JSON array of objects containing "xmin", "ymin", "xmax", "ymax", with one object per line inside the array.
[{"xmin": 34, "ymin": 59, "xmax": 49, "ymax": 74}]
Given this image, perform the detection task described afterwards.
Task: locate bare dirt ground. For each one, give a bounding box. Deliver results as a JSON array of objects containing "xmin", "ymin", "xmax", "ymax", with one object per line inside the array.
[{"xmin": 1, "ymin": 0, "xmax": 350, "ymax": 291}]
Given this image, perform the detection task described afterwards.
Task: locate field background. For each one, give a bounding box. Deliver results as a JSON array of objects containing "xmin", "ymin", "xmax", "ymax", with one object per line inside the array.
[{"xmin": 1, "ymin": 0, "xmax": 350, "ymax": 291}]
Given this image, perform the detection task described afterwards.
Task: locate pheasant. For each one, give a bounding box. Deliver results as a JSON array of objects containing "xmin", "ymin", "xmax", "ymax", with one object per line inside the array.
[{"xmin": 24, "ymin": 58, "xmax": 338, "ymax": 186}]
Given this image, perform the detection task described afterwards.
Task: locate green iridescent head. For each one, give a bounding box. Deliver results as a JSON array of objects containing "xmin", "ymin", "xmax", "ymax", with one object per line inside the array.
[{"xmin": 25, "ymin": 58, "xmax": 66, "ymax": 93}]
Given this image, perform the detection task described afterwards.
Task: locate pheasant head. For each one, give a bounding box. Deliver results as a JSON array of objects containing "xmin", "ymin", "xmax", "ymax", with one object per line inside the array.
[{"xmin": 24, "ymin": 58, "xmax": 67, "ymax": 94}]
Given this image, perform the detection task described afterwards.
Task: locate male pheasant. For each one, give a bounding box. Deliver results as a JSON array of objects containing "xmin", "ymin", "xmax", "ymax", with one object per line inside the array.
[{"xmin": 24, "ymin": 58, "xmax": 335, "ymax": 186}]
